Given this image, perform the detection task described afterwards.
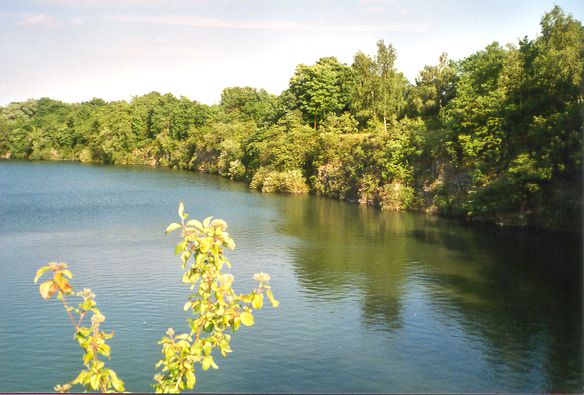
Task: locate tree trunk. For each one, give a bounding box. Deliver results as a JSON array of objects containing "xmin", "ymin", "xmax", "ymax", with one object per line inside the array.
[{"xmin": 314, "ymin": 113, "xmax": 317, "ymax": 129}]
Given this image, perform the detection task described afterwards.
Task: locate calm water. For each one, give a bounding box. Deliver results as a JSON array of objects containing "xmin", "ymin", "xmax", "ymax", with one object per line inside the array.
[{"xmin": 0, "ymin": 160, "xmax": 582, "ymax": 393}]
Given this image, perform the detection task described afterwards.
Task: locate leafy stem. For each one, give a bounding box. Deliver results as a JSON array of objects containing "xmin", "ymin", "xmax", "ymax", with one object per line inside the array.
[
  {"xmin": 34, "ymin": 263, "xmax": 124, "ymax": 393},
  {"xmin": 153, "ymin": 202, "xmax": 279, "ymax": 393},
  {"xmin": 35, "ymin": 202, "xmax": 279, "ymax": 394}
]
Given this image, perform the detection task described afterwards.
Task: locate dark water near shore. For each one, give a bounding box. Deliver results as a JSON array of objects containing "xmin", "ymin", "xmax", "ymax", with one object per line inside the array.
[{"xmin": 0, "ymin": 160, "xmax": 581, "ymax": 393}]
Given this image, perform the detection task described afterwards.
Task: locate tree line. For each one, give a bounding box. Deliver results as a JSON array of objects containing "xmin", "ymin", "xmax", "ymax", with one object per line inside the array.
[{"xmin": 1, "ymin": 6, "xmax": 582, "ymax": 231}]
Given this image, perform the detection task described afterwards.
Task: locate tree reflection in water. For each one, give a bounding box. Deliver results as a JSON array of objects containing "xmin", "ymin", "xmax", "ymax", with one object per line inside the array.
[{"xmin": 276, "ymin": 194, "xmax": 582, "ymax": 392}]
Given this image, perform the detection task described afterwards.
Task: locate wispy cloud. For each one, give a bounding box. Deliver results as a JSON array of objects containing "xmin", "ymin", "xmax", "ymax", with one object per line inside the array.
[
  {"xmin": 18, "ymin": 14, "xmax": 85, "ymax": 27},
  {"xmin": 69, "ymin": 17, "xmax": 84, "ymax": 25},
  {"xmin": 110, "ymin": 14, "xmax": 427, "ymax": 33},
  {"xmin": 359, "ymin": 0, "xmax": 398, "ymax": 4},
  {"xmin": 358, "ymin": 0, "xmax": 409, "ymax": 16},
  {"xmin": 20, "ymin": 14, "xmax": 62, "ymax": 27},
  {"xmin": 39, "ymin": 0, "xmax": 162, "ymax": 7}
]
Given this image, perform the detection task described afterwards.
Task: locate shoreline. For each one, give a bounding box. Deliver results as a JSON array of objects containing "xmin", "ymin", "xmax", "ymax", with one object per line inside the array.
[{"xmin": 3, "ymin": 156, "xmax": 580, "ymax": 235}]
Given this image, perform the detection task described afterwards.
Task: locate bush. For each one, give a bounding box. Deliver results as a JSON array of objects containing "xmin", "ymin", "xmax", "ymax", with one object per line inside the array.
[
  {"xmin": 250, "ymin": 168, "xmax": 309, "ymax": 193},
  {"xmin": 227, "ymin": 159, "xmax": 246, "ymax": 181},
  {"xmin": 379, "ymin": 182, "xmax": 415, "ymax": 210}
]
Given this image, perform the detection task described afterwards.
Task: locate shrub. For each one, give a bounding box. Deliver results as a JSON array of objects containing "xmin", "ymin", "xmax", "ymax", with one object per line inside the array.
[
  {"xmin": 379, "ymin": 182, "xmax": 415, "ymax": 211},
  {"xmin": 250, "ymin": 168, "xmax": 309, "ymax": 193}
]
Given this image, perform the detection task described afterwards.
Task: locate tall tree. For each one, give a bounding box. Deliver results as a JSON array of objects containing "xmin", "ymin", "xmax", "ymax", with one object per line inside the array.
[
  {"xmin": 351, "ymin": 40, "xmax": 408, "ymax": 131},
  {"xmin": 350, "ymin": 51, "xmax": 378, "ymax": 125},
  {"xmin": 443, "ymin": 42, "xmax": 508, "ymax": 168},
  {"xmin": 525, "ymin": 5, "xmax": 584, "ymax": 175},
  {"xmin": 409, "ymin": 53, "xmax": 457, "ymax": 119},
  {"xmin": 219, "ymin": 87, "xmax": 279, "ymax": 125},
  {"xmin": 376, "ymin": 40, "xmax": 405, "ymax": 130},
  {"xmin": 288, "ymin": 57, "xmax": 353, "ymax": 129}
]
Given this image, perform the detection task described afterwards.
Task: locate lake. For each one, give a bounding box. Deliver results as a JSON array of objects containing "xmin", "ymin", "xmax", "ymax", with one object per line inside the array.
[{"xmin": 0, "ymin": 160, "xmax": 581, "ymax": 393}]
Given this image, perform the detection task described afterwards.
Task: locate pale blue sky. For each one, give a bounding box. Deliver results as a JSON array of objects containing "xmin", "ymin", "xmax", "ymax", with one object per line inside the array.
[{"xmin": 1, "ymin": 0, "xmax": 582, "ymax": 105}]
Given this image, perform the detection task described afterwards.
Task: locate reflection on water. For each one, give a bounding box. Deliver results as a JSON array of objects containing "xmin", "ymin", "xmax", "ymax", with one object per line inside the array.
[
  {"xmin": 276, "ymin": 195, "xmax": 582, "ymax": 392},
  {"xmin": 0, "ymin": 160, "xmax": 582, "ymax": 393},
  {"xmin": 279, "ymin": 197, "xmax": 409, "ymax": 330}
]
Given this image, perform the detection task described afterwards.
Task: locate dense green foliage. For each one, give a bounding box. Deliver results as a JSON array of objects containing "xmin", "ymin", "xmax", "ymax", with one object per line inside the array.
[
  {"xmin": 4, "ymin": 7, "xmax": 582, "ymax": 231},
  {"xmin": 35, "ymin": 203, "xmax": 278, "ymax": 393}
]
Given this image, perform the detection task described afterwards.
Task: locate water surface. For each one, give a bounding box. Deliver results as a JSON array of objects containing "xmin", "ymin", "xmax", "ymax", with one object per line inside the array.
[{"xmin": 0, "ymin": 160, "xmax": 581, "ymax": 393}]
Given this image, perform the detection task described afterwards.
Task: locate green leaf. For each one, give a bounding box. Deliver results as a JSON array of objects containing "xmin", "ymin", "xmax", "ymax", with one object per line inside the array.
[
  {"xmin": 266, "ymin": 289, "xmax": 280, "ymax": 308},
  {"xmin": 220, "ymin": 340, "xmax": 232, "ymax": 354},
  {"xmin": 203, "ymin": 342, "xmax": 212, "ymax": 355},
  {"xmin": 108, "ymin": 370, "xmax": 125, "ymax": 392},
  {"xmin": 73, "ymin": 370, "xmax": 87, "ymax": 385},
  {"xmin": 252, "ymin": 293, "xmax": 264, "ymax": 309},
  {"xmin": 89, "ymin": 374, "xmax": 100, "ymax": 390},
  {"xmin": 166, "ymin": 223, "xmax": 182, "ymax": 234},
  {"xmin": 33, "ymin": 266, "xmax": 51, "ymax": 283},
  {"xmin": 61, "ymin": 269, "xmax": 73, "ymax": 279},
  {"xmin": 240, "ymin": 312, "xmax": 254, "ymax": 326},
  {"xmin": 195, "ymin": 253, "xmax": 206, "ymax": 266},
  {"xmin": 186, "ymin": 219, "xmax": 204, "ymax": 230},
  {"xmin": 77, "ymin": 327, "xmax": 92, "ymax": 337},
  {"xmin": 83, "ymin": 350, "xmax": 93, "ymax": 365},
  {"xmin": 39, "ymin": 280, "xmax": 57, "ymax": 300},
  {"xmin": 56, "ymin": 277, "xmax": 73, "ymax": 294},
  {"xmin": 175, "ymin": 240, "xmax": 188, "ymax": 255},
  {"xmin": 223, "ymin": 235, "xmax": 236, "ymax": 250},
  {"xmin": 223, "ymin": 257, "xmax": 232, "ymax": 268},
  {"xmin": 199, "ymin": 238, "xmax": 211, "ymax": 253},
  {"xmin": 190, "ymin": 342, "xmax": 202, "ymax": 355},
  {"xmin": 80, "ymin": 298, "xmax": 96, "ymax": 311},
  {"xmin": 203, "ymin": 216, "xmax": 213, "ymax": 228},
  {"xmin": 185, "ymin": 371, "xmax": 196, "ymax": 389},
  {"xmin": 98, "ymin": 343, "xmax": 111, "ymax": 358},
  {"xmin": 178, "ymin": 201, "xmax": 185, "ymax": 219},
  {"xmin": 201, "ymin": 356, "xmax": 212, "ymax": 371}
]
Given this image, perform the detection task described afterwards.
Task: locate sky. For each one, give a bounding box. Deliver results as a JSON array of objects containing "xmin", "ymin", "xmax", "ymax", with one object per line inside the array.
[{"xmin": 0, "ymin": 0, "xmax": 582, "ymax": 106}]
